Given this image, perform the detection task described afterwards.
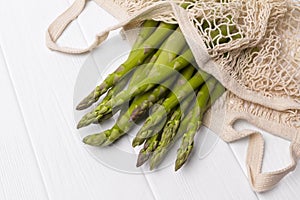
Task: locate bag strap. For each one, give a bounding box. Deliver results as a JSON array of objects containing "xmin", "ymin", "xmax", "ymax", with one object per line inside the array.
[
  {"xmin": 46, "ymin": 0, "xmax": 212, "ymax": 55},
  {"xmin": 46, "ymin": 0, "xmax": 95, "ymax": 54},
  {"xmin": 247, "ymin": 133, "xmax": 300, "ymax": 192},
  {"xmin": 224, "ymin": 121, "xmax": 300, "ymax": 192},
  {"xmin": 47, "ymin": 0, "xmax": 171, "ymax": 54}
]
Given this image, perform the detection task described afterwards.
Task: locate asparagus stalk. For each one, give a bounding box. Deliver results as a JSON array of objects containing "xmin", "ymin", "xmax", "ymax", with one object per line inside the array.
[
  {"xmin": 133, "ymin": 66, "xmax": 211, "ymax": 147},
  {"xmin": 145, "ymin": 80, "xmax": 225, "ymax": 171},
  {"xmin": 85, "ymin": 27, "xmax": 188, "ymax": 118},
  {"xmin": 205, "ymin": 82, "xmax": 225, "ymax": 110},
  {"xmin": 91, "ymin": 49, "xmax": 158, "ymax": 125},
  {"xmin": 76, "ymin": 21, "xmax": 158, "ymax": 111},
  {"xmin": 149, "ymin": 93, "xmax": 194, "ymax": 169},
  {"xmin": 135, "ymin": 98, "xmax": 166, "ymax": 167},
  {"xmin": 76, "ymin": 73, "xmax": 132, "ymax": 129},
  {"xmin": 175, "ymin": 78, "xmax": 218, "ymax": 171},
  {"xmin": 132, "ymin": 65, "xmax": 200, "ymax": 147},
  {"xmin": 131, "ymin": 20, "xmax": 160, "ymax": 50},
  {"xmin": 107, "ymin": 48, "xmax": 194, "ymax": 113},
  {"xmin": 114, "ymin": 46, "xmax": 194, "ymax": 107},
  {"xmin": 127, "ymin": 45, "xmax": 165, "ymax": 89},
  {"xmin": 148, "ymin": 105, "xmax": 194, "ymax": 170},
  {"xmin": 82, "ymin": 73, "xmax": 177, "ymax": 147},
  {"xmin": 77, "ymin": 47, "xmax": 161, "ymax": 128},
  {"xmin": 113, "ymin": 26, "xmax": 188, "ymax": 102},
  {"xmin": 136, "ymin": 131, "xmax": 162, "ymax": 167},
  {"xmin": 129, "ymin": 74, "xmax": 178, "ymax": 121},
  {"xmin": 76, "ymin": 22, "xmax": 177, "ymax": 110},
  {"xmin": 83, "ymin": 92, "xmax": 154, "ymax": 146}
]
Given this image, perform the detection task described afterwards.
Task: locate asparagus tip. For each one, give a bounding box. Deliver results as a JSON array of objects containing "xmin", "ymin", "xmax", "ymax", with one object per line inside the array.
[
  {"xmin": 149, "ymin": 152, "xmax": 162, "ymax": 170},
  {"xmin": 76, "ymin": 85, "xmax": 106, "ymax": 110},
  {"xmin": 76, "ymin": 103, "xmax": 88, "ymax": 110},
  {"xmin": 175, "ymin": 159, "xmax": 184, "ymax": 171},
  {"xmin": 77, "ymin": 120, "xmax": 86, "ymax": 129},
  {"xmin": 149, "ymin": 163, "xmax": 155, "ymax": 171},
  {"xmin": 83, "ymin": 132, "xmax": 107, "ymax": 146},
  {"xmin": 136, "ymin": 152, "xmax": 150, "ymax": 167},
  {"xmin": 76, "ymin": 93, "xmax": 95, "ymax": 110}
]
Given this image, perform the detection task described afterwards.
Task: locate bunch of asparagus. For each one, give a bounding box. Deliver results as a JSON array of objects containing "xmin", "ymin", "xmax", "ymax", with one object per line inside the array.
[{"xmin": 76, "ymin": 19, "xmax": 232, "ymax": 170}]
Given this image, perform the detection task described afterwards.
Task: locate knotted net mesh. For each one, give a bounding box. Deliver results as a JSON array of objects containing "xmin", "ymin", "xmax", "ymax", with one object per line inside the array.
[{"xmin": 112, "ymin": 0, "xmax": 300, "ymax": 109}]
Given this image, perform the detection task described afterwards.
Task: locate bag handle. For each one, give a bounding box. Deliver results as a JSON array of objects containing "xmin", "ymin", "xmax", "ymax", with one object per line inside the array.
[
  {"xmin": 46, "ymin": 0, "xmax": 211, "ymax": 57},
  {"xmin": 46, "ymin": 0, "xmax": 188, "ymax": 54},
  {"xmin": 46, "ymin": 0, "xmax": 123, "ymax": 54},
  {"xmin": 224, "ymin": 121, "xmax": 300, "ymax": 192},
  {"xmin": 247, "ymin": 133, "xmax": 300, "ymax": 192},
  {"xmin": 46, "ymin": 0, "xmax": 96, "ymax": 54}
]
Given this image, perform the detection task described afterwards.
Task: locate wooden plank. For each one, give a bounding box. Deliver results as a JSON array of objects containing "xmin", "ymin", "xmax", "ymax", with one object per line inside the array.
[
  {"xmin": 0, "ymin": 1, "xmax": 154, "ymax": 199},
  {"xmin": 0, "ymin": 47, "xmax": 49, "ymax": 200}
]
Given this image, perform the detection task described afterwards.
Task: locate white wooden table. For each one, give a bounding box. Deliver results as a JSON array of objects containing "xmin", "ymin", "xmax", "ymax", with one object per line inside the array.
[{"xmin": 0, "ymin": 1, "xmax": 299, "ymax": 199}]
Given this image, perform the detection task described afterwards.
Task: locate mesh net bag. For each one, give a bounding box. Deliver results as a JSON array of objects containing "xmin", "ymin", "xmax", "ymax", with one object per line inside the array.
[
  {"xmin": 46, "ymin": 0, "xmax": 300, "ymax": 192},
  {"xmin": 97, "ymin": 0, "xmax": 300, "ymax": 110}
]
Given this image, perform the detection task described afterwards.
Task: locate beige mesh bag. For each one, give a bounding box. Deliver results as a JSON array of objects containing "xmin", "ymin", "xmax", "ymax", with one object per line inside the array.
[{"xmin": 46, "ymin": 0, "xmax": 300, "ymax": 192}]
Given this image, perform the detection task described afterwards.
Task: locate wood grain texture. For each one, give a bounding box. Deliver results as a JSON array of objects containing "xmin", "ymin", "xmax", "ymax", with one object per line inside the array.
[
  {"xmin": 0, "ymin": 47, "xmax": 49, "ymax": 200},
  {"xmin": 142, "ymin": 130, "xmax": 258, "ymax": 200},
  {"xmin": 0, "ymin": 1, "xmax": 154, "ymax": 200}
]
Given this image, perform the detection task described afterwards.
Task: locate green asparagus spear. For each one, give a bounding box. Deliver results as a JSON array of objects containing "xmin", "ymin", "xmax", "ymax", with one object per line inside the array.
[
  {"xmin": 132, "ymin": 65, "xmax": 200, "ymax": 147},
  {"xmin": 89, "ymin": 46, "xmax": 193, "ymax": 125},
  {"xmin": 145, "ymin": 80, "xmax": 224, "ymax": 171},
  {"xmin": 127, "ymin": 45, "xmax": 165, "ymax": 89},
  {"xmin": 135, "ymin": 99, "xmax": 166, "ymax": 167},
  {"xmin": 77, "ymin": 47, "xmax": 162, "ymax": 128},
  {"xmin": 83, "ymin": 92, "xmax": 153, "ymax": 146},
  {"xmin": 175, "ymin": 78, "xmax": 218, "ymax": 171},
  {"xmin": 76, "ymin": 22, "xmax": 177, "ymax": 110},
  {"xmin": 149, "ymin": 93, "xmax": 194, "ymax": 169},
  {"xmin": 76, "ymin": 21, "xmax": 158, "ymax": 111},
  {"xmin": 205, "ymin": 82, "xmax": 225, "ymax": 110},
  {"xmin": 82, "ymin": 74, "xmax": 176, "ymax": 146},
  {"xmin": 86, "ymin": 28, "xmax": 188, "ymax": 118},
  {"xmin": 129, "ymin": 74, "xmax": 178, "ymax": 121},
  {"xmin": 106, "ymin": 48, "xmax": 194, "ymax": 113},
  {"xmin": 133, "ymin": 66, "xmax": 211, "ymax": 147},
  {"xmin": 76, "ymin": 73, "xmax": 132, "ymax": 129},
  {"xmin": 136, "ymin": 131, "xmax": 162, "ymax": 167},
  {"xmin": 115, "ymin": 27, "xmax": 187, "ymax": 101},
  {"xmin": 150, "ymin": 103, "xmax": 195, "ymax": 169},
  {"xmin": 131, "ymin": 20, "xmax": 160, "ymax": 50}
]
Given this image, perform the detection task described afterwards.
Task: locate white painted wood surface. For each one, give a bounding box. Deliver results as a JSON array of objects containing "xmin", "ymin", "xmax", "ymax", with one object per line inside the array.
[
  {"xmin": 0, "ymin": 47, "xmax": 49, "ymax": 200},
  {"xmin": 0, "ymin": 0, "xmax": 298, "ymax": 199}
]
